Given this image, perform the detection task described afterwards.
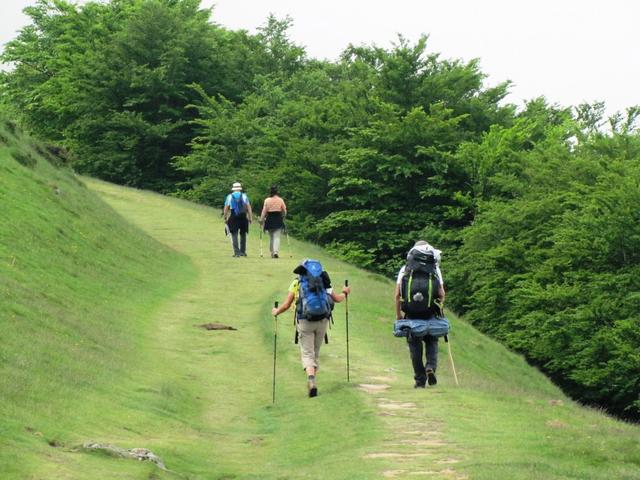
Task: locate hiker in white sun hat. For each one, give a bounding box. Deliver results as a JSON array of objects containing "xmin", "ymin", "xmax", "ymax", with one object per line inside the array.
[{"xmin": 223, "ymin": 182, "xmax": 253, "ymax": 257}]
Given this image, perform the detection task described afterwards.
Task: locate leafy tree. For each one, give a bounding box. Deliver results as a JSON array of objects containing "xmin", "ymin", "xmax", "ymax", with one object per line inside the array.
[
  {"xmin": 448, "ymin": 104, "xmax": 640, "ymax": 419},
  {"xmin": 2, "ymin": 0, "xmax": 268, "ymax": 189}
]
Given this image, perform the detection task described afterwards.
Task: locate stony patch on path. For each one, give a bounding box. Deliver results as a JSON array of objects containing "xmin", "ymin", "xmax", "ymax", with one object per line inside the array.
[
  {"xmin": 368, "ymin": 375, "xmax": 397, "ymax": 383},
  {"xmin": 389, "ymin": 439, "xmax": 447, "ymax": 447},
  {"xmin": 359, "ymin": 375, "xmax": 467, "ymax": 479},
  {"xmin": 378, "ymin": 400, "xmax": 417, "ymax": 410},
  {"xmin": 358, "ymin": 383, "xmax": 390, "ymax": 394},
  {"xmin": 383, "ymin": 468, "xmax": 465, "ymax": 478},
  {"xmin": 365, "ymin": 452, "xmax": 431, "ymax": 459}
]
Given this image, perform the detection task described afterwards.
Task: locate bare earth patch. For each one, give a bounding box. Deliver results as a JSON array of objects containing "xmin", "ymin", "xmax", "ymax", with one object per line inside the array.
[
  {"xmin": 546, "ymin": 419, "xmax": 569, "ymax": 429},
  {"xmin": 196, "ymin": 323, "xmax": 237, "ymax": 331}
]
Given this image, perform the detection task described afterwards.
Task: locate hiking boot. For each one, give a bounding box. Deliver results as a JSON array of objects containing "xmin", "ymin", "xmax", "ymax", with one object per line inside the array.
[
  {"xmin": 426, "ymin": 369, "xmax": 437, "ymax": 386},
  {"xmin": 273, "ymin": 253, "xmax": 279, "ymax": 259},
  {"xmin": 307, "ymin": 377, "xmax": 318, "ymax": 397},
  {"xmin": 414, "ymin": 381, "xmax": 426, "ymax": 389}
]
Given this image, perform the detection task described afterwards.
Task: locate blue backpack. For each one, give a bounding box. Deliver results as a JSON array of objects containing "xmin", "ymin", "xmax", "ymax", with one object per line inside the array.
[
  {"xmin": 296, "ymin": 259, "xmax": 332, "ymax": 321},
  {"xmin": 230, "ymin": 192, "xmax": 247, "ymax": 217}
]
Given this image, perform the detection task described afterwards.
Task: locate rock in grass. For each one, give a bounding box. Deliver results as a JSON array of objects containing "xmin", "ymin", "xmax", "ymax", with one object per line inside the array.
[{"xmin": 82, "ymin": 443, "xmax": 166, "ymax": 470}]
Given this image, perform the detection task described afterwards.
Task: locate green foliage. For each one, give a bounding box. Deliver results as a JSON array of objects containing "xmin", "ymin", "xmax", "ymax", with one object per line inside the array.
[
  {"xmin": 448, "ymin": 105, "xmax": 640, "ymax": 419},
  {"xmin": 1, "ymin": 0, "xmax": 270, "ymax": 190},
  {"xmin": 176, "ymin": 36, "xmax": 511, "ymax": 276}
]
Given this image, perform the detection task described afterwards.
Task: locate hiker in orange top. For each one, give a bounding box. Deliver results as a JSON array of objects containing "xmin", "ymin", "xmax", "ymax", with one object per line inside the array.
[
  {"xmin": 272, "ymin": 259, "xmax": 350, "ymax": 397},
  {"xmin": 260, "ymin": 185, "xmax": 287, "ymax": 258}
]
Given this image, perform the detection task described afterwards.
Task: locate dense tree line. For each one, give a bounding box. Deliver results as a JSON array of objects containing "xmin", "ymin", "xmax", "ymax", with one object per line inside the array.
[
  {"xmin": 2, "ymin": 0, "xmax": 638, "ymax": 419},
  {"xmin": 449, "ymin": 103, "xmax": 640, "ymax": 419}
]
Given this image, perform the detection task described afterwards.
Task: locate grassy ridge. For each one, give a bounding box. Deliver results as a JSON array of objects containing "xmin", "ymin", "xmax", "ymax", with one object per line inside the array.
[
  {"xmin": 0, "ymin": 119, "xmax": 195, "ymax": 477},
  {"xmin": 0, "ymin": 121, "xmax": 638, "ymax": 478}
]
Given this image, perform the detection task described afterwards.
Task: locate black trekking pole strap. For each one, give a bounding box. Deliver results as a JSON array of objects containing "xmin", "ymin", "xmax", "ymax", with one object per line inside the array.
[{"xmin": 292, "ymin": 308, "xmax": 299, "ymax": 344}]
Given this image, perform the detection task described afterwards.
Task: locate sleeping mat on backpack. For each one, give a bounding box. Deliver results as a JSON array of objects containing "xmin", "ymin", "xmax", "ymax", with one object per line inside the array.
[{"xmin": 393, "ymin": 317, "xmax": 450, "ymax": 338}]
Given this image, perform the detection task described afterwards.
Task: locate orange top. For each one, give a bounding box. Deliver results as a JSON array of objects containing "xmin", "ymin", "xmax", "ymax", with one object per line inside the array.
[{"xmin": 261, "ymin": 195, "xmax": 287, "ymax": 216}]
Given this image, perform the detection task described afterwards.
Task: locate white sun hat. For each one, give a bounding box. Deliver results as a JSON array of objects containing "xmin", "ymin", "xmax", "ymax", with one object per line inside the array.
[{"xmin": 231, "ymin": 182, "xmax": 242, "ymax": 192}]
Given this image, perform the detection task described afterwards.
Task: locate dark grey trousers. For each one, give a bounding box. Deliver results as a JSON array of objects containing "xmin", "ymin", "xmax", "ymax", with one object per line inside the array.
[
  {"xmin": 231, "ymin": 230, "xmax": 246, "ymax": 256},
  {"xmin": 407, "ymin": 335, "xmax": 438, "ymax": 384}
]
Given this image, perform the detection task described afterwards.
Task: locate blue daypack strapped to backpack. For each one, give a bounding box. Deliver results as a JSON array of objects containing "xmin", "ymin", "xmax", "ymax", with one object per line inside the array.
[
  {"xmin": 393, "ymin": 317, "xmax": 450, "ymax": 339},
  {"xmin": 296, "ymin": 259, "xmax": 332, "ymax": 321},
  {"xmin": 230, "ymin": 191, "xmax": 247, "ymax": 217}
]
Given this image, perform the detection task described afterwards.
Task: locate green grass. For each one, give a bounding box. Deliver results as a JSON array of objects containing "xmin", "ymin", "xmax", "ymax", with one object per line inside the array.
[
  {"xmin": 1, "ymin": 118, "xmax": 639, "ymax": 479},
  {"xmin": 0, "ymin": 120, "xmax": 195, "ymax": 478}
]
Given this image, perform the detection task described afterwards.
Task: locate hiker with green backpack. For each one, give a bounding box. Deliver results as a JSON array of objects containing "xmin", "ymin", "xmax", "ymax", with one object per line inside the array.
[
  {"xmin": 223, "ymin": 182, "xmax": 253, "ymax": 257},
  {"xmin": 271, "ymin": 259, "xmax": 350, "ymax": 397},
  {"xmin": 395, "ymin": 240, "xmax": 446, "ymax": 388}
]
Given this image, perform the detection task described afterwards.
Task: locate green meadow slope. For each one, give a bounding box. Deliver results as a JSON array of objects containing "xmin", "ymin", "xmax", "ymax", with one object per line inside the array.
[
  {"xmin": 1, "ymin": 121, "xmax": 639, "ymax": 479},
  {"xmin": 0, "ymin": 120, "xmax": 195, "ymax": 477}
]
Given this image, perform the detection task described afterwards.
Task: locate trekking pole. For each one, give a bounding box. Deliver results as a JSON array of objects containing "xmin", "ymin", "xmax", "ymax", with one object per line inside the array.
[
  {"xmin": 259, "ymin": 226, "xmax": 264, "ymax": 258},
  {"xmin": 445, "ymin": 335, "xmax": 460, "ymax": 386},
  {"xmin": 272, "ymin": 301, "xmax": 279, "ymax": 403},
  {"xmin": 224, "ymin": 222, "xmax": 233, "ymax": 248},
  {"xmin": 345, "ymin": 279, "xmax": 350, "ymax": 383},
  {"xmin": 285, "ymin": 224, "xmax": 292, "ymax": 258}
]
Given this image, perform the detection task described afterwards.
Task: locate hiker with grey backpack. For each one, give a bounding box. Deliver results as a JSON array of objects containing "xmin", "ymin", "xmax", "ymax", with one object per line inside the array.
[
  {"xmin": 394, "ymin": 240, "xmax": 447, "ymax": 388},
  {"xmin": 271, "ymin": 259, "xmax": 350, "ymax": 397}
]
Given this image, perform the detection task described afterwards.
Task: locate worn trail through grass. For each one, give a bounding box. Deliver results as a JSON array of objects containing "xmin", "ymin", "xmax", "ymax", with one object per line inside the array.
[
  {"xmin": 85, "ymin": 179, "xmax": 474, "ymax": 479},
  {"xmin": 78, "ymin": 179, "xmax": 640, "ymax": 480}
]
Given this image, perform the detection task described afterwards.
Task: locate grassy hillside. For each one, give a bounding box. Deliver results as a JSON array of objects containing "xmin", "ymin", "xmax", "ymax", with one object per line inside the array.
[
  {"xmin": 0, "ymin": 118, "xmax": 195, "ymax": 477},
  {"xmin": 1, "ymin": 119, "xmax": 639, "ymax": 479}
]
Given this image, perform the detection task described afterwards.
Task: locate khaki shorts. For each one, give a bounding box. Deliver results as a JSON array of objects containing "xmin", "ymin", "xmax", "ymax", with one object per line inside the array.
[{"xmin": 297, "ymin": 318, "xmax": 330, "ymax": 370}]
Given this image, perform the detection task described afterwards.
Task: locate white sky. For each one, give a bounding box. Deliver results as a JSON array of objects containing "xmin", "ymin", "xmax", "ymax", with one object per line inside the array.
[{"xmin": 2, "ymin": 0, "xmax": 639, "ymax": 116}]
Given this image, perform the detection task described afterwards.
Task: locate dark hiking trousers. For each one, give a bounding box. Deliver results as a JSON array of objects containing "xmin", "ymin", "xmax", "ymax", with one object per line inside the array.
[
  {"xmin": 407, "ymin": 335, "xmax": 438, "ymax": 385},
  {"xmin": 231, "ymin": 230, "xmax": 246, "ymax": 256},
  {"xmin": 228, "ymin": 214, "xmax": 248, "ymax": 256}
]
